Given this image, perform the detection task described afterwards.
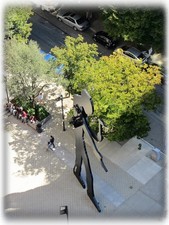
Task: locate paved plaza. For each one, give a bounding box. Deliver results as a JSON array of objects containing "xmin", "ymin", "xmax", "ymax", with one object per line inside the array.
[{"xmin": 3, "ymin": 83, "xmax": 167, "ymax": 222}]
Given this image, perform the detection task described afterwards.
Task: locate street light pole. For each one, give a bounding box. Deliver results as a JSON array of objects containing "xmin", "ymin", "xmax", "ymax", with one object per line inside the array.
[
  {"xmin": 60, "ymin": 95, "xmax": 66, "ymax": 131},
  {"xmin": 56, "ymin": 94, "xmax": 66, "ymax": 131},
  {"xmin": 4, "ymin": 76, "xmax": 9, "ymax": 103},
  {"xmin": 60, "ymin": 205, "xmax": 68, "ymax": 221}
]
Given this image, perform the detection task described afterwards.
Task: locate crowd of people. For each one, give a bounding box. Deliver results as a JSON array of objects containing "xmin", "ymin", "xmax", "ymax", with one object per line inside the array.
[
  {"xmin": 5, "ymin": 102, "xmax": 36, "ymax": 124},
  {"xmin": 6, "ymin": 102, "xmax": 56, "ymax": 151}
]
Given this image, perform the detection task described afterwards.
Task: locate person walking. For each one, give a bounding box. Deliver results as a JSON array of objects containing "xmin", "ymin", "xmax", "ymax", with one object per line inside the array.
[{"xmin": 48, "ymin": 135, "xmax": 55, "ymax": 150}]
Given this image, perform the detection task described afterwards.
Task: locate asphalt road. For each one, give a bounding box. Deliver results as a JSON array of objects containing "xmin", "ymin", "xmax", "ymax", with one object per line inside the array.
[
  {"xmin": 29, "ymin": 13, "xmax": 66, "ymax": 52},
  {"xmin": 29, "ymin": 8, "xmax": 166, "ymax": 153},
  {"xmin": 30, "ymin": 8, "xmax": 112, "ymax": 55}
]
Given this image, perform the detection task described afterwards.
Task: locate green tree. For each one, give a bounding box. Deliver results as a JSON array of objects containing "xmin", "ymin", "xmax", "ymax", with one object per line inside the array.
[
  {"xmin": 4, "ymin": 6, "xmax": 33, "ymax": 42},
  {"xmin": 51, "ymin": 35, "xmax": 99, "ymax": 93},
  {"xmin": 71, "ymin": 49, "xmax": 162, "ymax": 141},
  {"xmin": 101, "ymin": 7, "xmax": 165, "ymax": 52},
  {"xmin": 51, "ymin": 35, "xmax": 162, "ymax": 141},
  {"xmin": 4, "ymin": 39, "xmax": 56, "ymax": 103}
]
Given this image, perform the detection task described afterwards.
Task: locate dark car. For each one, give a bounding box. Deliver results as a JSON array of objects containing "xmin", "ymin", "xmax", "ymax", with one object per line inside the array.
[{"xmin": 93, "ymin": 31, "xmax": 117, "ymax": 49}]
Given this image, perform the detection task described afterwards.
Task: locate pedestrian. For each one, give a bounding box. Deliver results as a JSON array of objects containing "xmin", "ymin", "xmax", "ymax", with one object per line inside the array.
[
  {"xmin": 12, "ymin": 105, "xmax": 17, "ymax": 116},
  {"xmin": 48, "ymin": 135, "xmax": 55, "ymax": 149},
  {"xmin": 38, "ymin": 92, "xmax": 44, "ymax": 104},
  {"xmin": 30, "ymin": 115, "xmax": 36, "ymax": 124},
  {"xmin": 21, "ymin": 110, "xmax": 27, "ymax": 123},
  {"xmin": 5, "ymin": 102, "xmax": 11, "ymax": 112},
  {"xmin": 9, "ymin": 103, "xmax": 14, "ymax": 114}
]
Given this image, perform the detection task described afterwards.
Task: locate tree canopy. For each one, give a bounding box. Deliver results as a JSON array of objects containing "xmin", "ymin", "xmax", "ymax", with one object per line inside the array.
[
  {"xmin": 101, "ymin": 7, "xmax": 165, "ymax": 52},
  {"xmin": 77, "ymin": 50, "xmax": 162, "ymax": 140},
  {"xmin": 4, "ymin": 6, "xmax": 33, "ymax": 42},
  {"xmin": 5, "ymin": 39, "xmax": 56, "ymax": 101},
  {"xmin": 51, "ymin": 35, "xmax": 99, "ymax": 93},
  {"xmin": 52, "ymin": 36, "xmax": 162, "ymax": 141}
]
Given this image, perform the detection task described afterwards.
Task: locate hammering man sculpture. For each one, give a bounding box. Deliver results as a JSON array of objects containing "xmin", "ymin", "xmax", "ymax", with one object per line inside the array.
[{"xmin": 71, "ymin": 89, "xmax": 108, "ymax": 212}]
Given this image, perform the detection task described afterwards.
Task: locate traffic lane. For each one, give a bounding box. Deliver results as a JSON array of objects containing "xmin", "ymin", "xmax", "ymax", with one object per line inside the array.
[
  {"xmin": 33, "ymin": 8, "xmax": 113, "ymax": 56},
  {"xmin": 29, "ymin": 13, "xmax": 66, "ymax": 52},
  {"xmin": 155, "ymin": 84, "xmax": 165, "ymax": 98},
  {"xmin": 144, "ymin": 111, "xmax": 165, "ymax": 153},
  {"xmin": 154, "ymin": 85, "xmax": 165, "ymax": 115}
]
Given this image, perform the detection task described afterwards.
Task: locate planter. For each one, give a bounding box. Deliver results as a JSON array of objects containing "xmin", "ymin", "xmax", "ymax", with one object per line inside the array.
[
  {"xmin": 36, "ymin": 113, "xmax": 52, "ymax": 133},
  {"xmin": 41, "ymin": 113, "xmax": 52, "ymax": 125},
  {"xmin": 36, "ymin": 123, "xmax": 43, "ymax": 133}
]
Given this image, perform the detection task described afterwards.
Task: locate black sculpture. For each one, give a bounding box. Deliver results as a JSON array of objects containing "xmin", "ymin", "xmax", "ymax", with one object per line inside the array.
[{"xmin": 71, "ymin": 89, "xmax": 108, "ymax": 212}]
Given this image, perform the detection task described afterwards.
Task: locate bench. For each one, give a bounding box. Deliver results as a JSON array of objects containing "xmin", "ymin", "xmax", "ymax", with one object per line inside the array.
[
  {"xmin": 27, "ymin": 121, "xmax": 37, "ymax": 131},
  {"xmin": 5, "ymin": 102, "xmax": 52, "ymax": 133}
]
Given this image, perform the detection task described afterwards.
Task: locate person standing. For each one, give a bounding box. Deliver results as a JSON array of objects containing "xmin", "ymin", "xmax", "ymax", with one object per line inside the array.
[
  {"xmin": 21, "ymin": 110, "xmax": 27, "ymax": 123},
  {"xmin": 38, "ymin": 92, "xmax": 44, "ymax": 104}
]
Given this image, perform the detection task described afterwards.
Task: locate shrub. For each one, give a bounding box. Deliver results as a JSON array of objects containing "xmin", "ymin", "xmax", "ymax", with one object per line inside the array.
[
  {"xmin": 35, "ymin": 104, "xmax": 49, "ymax": 121},
  {"xmin": 12, "ymin": 97, "xmax": 49, "ymax": 121}
]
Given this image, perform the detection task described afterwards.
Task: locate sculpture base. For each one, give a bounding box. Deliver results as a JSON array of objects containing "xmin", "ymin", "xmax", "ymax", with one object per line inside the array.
[
  {"xmin": 87, "ymin": 190, "xmax": 101, "ymax": 213},
  {"xmin": 73, "ymin": 167, "xmax": 86, "ymax": 189},
  {"xmin": 73, "ymin": 167, "xmax": 101, "ymax": 213}
]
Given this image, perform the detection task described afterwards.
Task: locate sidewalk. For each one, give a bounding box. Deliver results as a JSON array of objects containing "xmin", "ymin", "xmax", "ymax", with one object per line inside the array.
[{"xmin": 3, "ymin": 83, "xmax": 166, "ymax": 220}]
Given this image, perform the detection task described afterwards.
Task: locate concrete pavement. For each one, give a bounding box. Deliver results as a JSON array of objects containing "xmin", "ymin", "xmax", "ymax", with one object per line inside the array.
[
  {"xmin": 144, "ymin": 110, "xmax": 165, "ymax": 152},
  {"xmin": 3, "ymin": 83, "xmax": 166, "ymax": 221}
]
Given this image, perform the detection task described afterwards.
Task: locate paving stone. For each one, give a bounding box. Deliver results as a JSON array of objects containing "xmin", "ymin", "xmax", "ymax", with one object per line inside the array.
[
  {"xmin": 126, "ymin": 191, "xmax": 154, "ymax": 210},
  {"xmin": 140, "ymin": 169, "xmax": 166, "ymax": 206},
  {"xmin": 94, "ymin": 174, "xmax": 125, "ymax": 207},
  {"xmin": 127, "ymin": 156, "xmax": 162, "ymax": 184}
]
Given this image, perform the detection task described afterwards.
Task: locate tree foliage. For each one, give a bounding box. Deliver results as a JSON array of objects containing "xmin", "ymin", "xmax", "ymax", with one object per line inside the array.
[
  {"xmin": 53, "ymin": 35, "xmax": 162, "ymax": 141},
  {"xmin": 51, "ymin": 35, "xmax": 99, "ymax": 93},
  {"xmin": 101, "ymin": 7, "xmax": 165, "ymax": 52},
  {"xmin": 73, "ymin": 50, "xmax": 162, "ymax": 140},
  {"xmin": 4, "ymin": 6, "xmax": 33, "ymax": 42},
  {"xmin": 5, "ymin": 39, "xmax": 56, "ymax": 101}
]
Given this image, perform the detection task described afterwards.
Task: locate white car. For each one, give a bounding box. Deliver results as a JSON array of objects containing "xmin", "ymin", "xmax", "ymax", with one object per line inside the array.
[
  {"xmin": 52, "ymin": 10, "xmax": 90, "ymax": 31},
  {"xmin": 119, "ymin": 45, "xmax": 166, "ymax": 84},
  {"xmin": 40, "ymin": 0, "xmax": 58, "ymax": 12},
  {"xmin": 41, "ymin": 5, "xmax": 56, "ymax": 12},
  {"xmin": 120, "ymin": 45, "xmax": 153, "ymax": 63}
]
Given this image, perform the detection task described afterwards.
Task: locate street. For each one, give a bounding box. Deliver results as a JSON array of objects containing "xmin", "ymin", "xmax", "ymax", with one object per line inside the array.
[
  {"xmin": 30, "ymin": 8, "xmax": 112, "ymax": 55},
  {"xmin": 30, "ymin": 8, "xmax": 166, "ymax": 152},
  {"xmin": 29, "ymin": 13, "xmax": 66, "ymax": 52}
]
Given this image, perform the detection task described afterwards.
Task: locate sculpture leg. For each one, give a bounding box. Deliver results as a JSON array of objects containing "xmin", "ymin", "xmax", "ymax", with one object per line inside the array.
[
  {"xmin": 73, "ymin": 128, "xmax": 101, "ymax": 212},
  {"xmin": 73, "ymin": 129, "xmax": 85, "ymax": 188},
  {"xmin": 73, "ymin": 156, "xmax": 85, "ymax": 189},
  {"xmin": 82, "ymin": 140, "xmax": 101, "ymax": 212}
]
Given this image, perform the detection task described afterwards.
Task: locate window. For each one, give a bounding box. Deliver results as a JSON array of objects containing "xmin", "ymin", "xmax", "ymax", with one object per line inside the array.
[
  {"xmin": 66, "ymin": 17, "xmax": 75, "ymax": 23},
  {"xmin": 124, "ymin": 51, "xmax": 137, "ymax": 59}
]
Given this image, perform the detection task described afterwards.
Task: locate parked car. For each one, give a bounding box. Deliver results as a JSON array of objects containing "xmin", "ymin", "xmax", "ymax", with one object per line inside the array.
[
  {"xmin": 148, "ymin": 54, "xmax": 166, "ymax": 84},
  {"xmin": 160, "ymin": 67, "xmax": 166, "ymax": 85},
  {"xmin": 119, "ymin": 45, "xmax": 153, "ymax": 64},
  {"xmin": 40, "ymin": 0, "xmax": 58, "ymax": 12},
  {"xmin": 41, "ymin": 5, "xmax": 56, "ymax": 12},
  {"xmin": 93, "ymin": 31, "xmax": 117, "ymax": 49},
  {"xmin": 40, "ymin": 50, "xmax": 64, "ymax": 75},
  {"xmin": 52, "ymin": 10, "xmax": 90, "ymax": 31},
  {"xmin": 52, "ymin": 10, "xmax": 71, "ymax": 20},
  {"xmin": 118, "ymin": 45, "xmax": 166, "ymax": 85}
]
